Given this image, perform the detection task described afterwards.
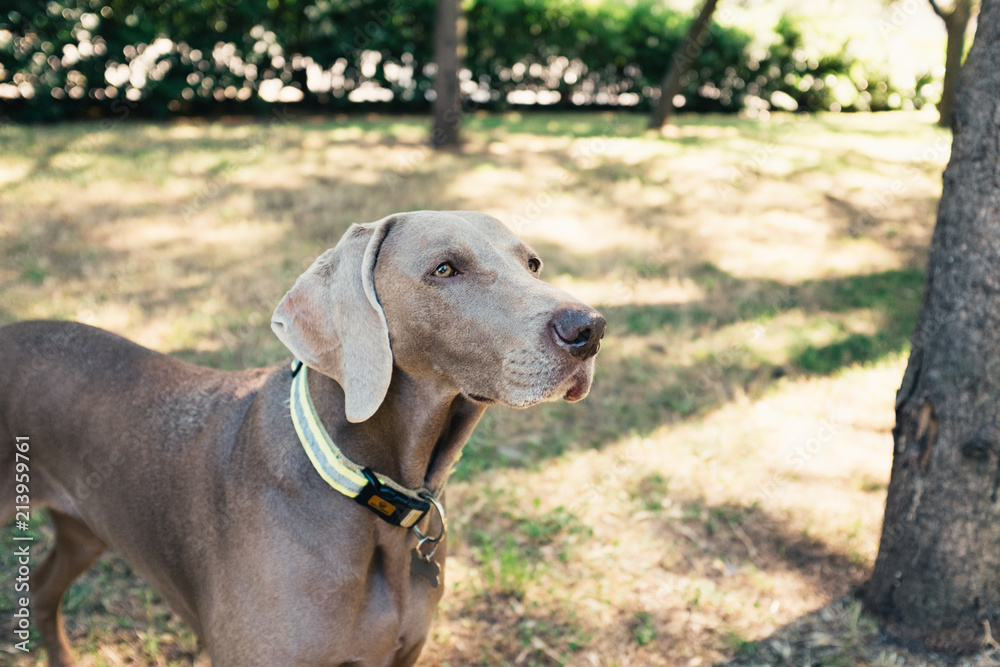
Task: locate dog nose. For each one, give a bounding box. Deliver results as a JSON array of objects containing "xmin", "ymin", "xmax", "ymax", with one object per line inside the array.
[{"xmin": 551, "ymin": 308, "xmax": 606, "ymax": 360}]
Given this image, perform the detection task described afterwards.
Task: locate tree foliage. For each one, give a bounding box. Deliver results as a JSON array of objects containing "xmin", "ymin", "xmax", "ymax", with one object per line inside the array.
[{"xmin": 0, "ymin": 0, "xmax": 933, "ymax": 120}]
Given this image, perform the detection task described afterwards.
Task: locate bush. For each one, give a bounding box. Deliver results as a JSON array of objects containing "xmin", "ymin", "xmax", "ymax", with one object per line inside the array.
[{"xmin": 0, "ymin": 0, "xmax": 932, "ymax": 121}]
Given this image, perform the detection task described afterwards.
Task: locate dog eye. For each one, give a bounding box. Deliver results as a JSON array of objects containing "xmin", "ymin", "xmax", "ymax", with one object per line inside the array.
[
  {"xmin": 433, "ymin": 262, "xmax": 457, "ymax": 278},
  {"xmin": 527, "ymin": 258, "xmax": 541, "ymax": 273}
]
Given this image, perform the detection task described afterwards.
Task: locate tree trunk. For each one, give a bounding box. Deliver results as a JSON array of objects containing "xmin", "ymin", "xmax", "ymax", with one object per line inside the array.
[
  {"xmin": 862, "ymin": 0, "xmax": 1000, "ymax": 653},
  {"xmin": 647, "ymin": 0, "xmax": 720, "ymax": 130},
  {"xmin": 937, "ymin": 0, "xmax": 973, "ymax": 128},
  {"xmin": 431, "ymin": 0, "xmax": 462, "ymax": 149}
]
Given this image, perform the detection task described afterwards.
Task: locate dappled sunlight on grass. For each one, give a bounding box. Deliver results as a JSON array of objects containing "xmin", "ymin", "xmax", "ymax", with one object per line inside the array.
[
  {"xmin": 698, "ymin": 210, "xmax": 902, "ymax": 281},
  {"xmin": 0, "ymin": 111, "xmax": 951, "ymax": 665}
]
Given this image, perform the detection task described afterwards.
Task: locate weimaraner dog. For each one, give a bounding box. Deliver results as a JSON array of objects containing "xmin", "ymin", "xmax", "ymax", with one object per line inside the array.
[{"xmin": 0, "ymin": 211, "xmax": 605, "ymax": 666}]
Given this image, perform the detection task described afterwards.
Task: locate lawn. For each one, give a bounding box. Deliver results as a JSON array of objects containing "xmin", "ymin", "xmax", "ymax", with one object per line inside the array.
[{"xmin": 0, "ymin": 109, "xmax": 979, "ymax": 666}]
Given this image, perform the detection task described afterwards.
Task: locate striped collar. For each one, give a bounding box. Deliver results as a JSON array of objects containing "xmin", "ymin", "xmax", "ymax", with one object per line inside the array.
[{"xmin": 288, "ymin": 359, "xmax": 435, "ymax": 528}]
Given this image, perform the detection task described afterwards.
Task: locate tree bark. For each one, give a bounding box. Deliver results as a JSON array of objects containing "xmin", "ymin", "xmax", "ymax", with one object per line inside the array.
[
  {"xmin": 647, "ymin": 0, "xmax": 720, "ymax": 130},
  {"xmin": 431, "ymin": 0, "xmax": 462, "ymax": 149},
  {"xmin": 862, "ymin": 0, "xmax": 1000, "ymax": 653},
  {"xmin": 930, "ymin": 0, "xmax": 974, "ymax": 128}
]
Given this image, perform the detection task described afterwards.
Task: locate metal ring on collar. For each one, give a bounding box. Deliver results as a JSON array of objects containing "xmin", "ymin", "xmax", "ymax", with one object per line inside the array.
[{"xmin": 412, "ymin": 492, "xmax": 447, "ymax": 560}]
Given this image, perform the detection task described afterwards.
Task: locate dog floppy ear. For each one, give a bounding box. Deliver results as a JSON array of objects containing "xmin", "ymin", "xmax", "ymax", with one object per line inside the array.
[{"xmin": 271, "ymin": 217, "xmax": 395, "ymax": 423}]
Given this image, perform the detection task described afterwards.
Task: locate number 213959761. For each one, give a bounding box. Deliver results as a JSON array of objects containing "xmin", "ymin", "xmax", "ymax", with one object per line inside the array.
[{"xmin": 14, "ymin": 436, "xmax": 30, "ymax": 522}]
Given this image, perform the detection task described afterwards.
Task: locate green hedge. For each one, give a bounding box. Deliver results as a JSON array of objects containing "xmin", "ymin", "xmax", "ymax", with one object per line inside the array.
[{"xmin": 0, "ymin": 0, "xmax": 933, "ymax": 121}]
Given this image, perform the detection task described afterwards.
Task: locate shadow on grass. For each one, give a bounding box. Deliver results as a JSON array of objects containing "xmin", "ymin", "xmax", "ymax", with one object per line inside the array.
[
  {"xmin": 715, "ymin": 593, "xmax": 997, "ymax": 666},
  {"xmin": 716, "ymin": 595, "xmax": 873, "ymax": 666},
  {"xmin": 649, "ymin": 498, "xmax": 864, "ymax": 589},
  {"xmin": 607, "ymin": 264, "xmax": 923, "ymax": 351}
]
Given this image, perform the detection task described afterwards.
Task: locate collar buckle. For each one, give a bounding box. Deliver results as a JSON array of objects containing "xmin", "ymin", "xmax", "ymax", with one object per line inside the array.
[{"xmin": 354, "ymin": 468, "xmax": 431, "ymax": 528}]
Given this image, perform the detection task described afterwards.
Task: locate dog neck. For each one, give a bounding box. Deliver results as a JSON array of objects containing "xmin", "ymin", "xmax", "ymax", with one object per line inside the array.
[{"xmin": 306, "ymin": 367, "xmax": 487, "ymax": 491}]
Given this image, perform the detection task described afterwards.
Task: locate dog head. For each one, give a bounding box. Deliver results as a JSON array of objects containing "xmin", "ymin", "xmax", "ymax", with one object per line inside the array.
[{"xmin": 271, "ymin": 211, "xmax": 605, "ymax": 422}]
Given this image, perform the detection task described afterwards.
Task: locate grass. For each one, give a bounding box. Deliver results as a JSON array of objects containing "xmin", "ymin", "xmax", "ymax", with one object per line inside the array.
[{"xmin": 0, "ymin": 109, "xmax": 985, "ymax": 666}]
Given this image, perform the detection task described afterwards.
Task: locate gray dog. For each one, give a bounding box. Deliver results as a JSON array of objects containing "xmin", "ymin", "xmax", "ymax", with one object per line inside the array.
[{"xmin": 1, "ymin": 211, "xmax": 605, "ymax": 666}]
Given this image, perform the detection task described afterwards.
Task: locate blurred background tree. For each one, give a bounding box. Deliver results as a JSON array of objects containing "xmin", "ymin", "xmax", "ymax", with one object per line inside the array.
[
  {"xmin": 647, "ymin": 0, "xmax": 719, "ymax": 130},
  {"xmin": 431, "ymin": 0, "xmax": 463, "ymax": 148},
  {"xmin": 927, "ymin": 0, "xmax": 977, "ymax": 127}
]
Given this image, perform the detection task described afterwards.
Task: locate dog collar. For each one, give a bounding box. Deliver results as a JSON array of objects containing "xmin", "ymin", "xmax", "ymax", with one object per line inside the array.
[{"xmin": 288, "ymin": 359, "xmax": 434, "ymax": 528}]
